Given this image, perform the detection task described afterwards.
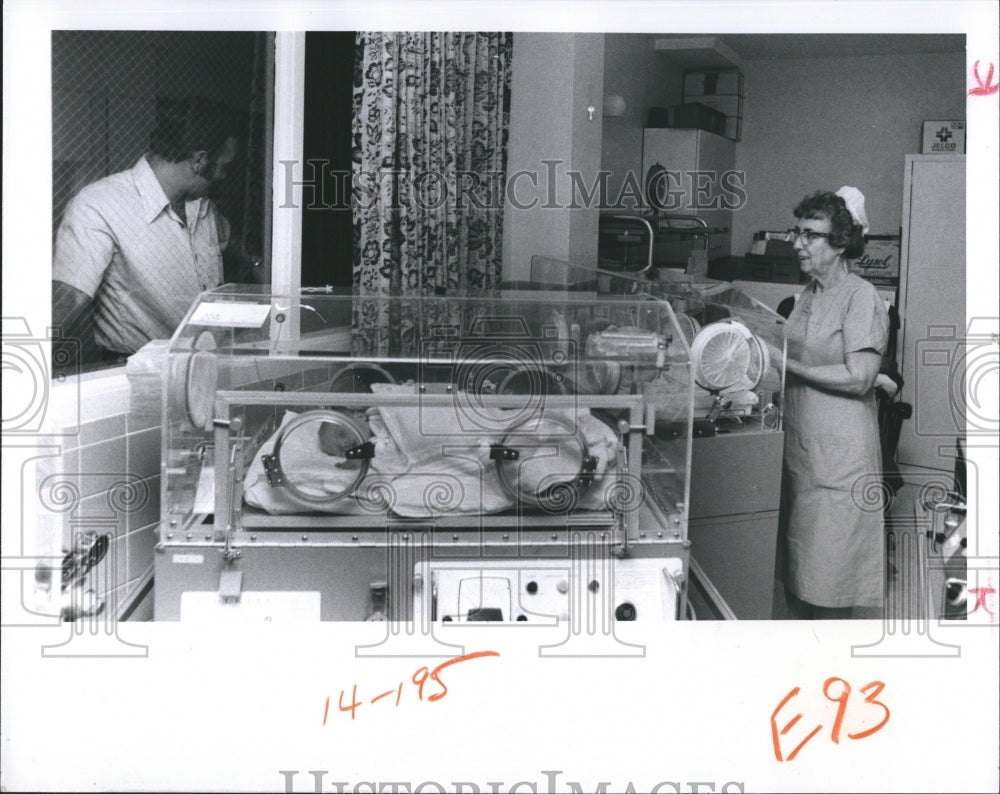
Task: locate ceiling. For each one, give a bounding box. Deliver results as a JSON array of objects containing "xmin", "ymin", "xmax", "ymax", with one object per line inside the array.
[{"xmin": 654, "ymin": 33, "xmax": 966, "ymax": 61}]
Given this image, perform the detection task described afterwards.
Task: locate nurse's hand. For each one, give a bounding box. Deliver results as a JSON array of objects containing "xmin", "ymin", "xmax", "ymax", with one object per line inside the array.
[
  {"xmin": 765, "ymin": 341, "xmax": 785, "ymax": 371},
  {"xmin": 874, "ymin": 372, "xmax": 899, "ymax": 398}
]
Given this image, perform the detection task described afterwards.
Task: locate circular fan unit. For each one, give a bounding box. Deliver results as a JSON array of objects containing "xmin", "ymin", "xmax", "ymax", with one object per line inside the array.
[
  {"xmin": 690, "ymin": 321, "xmax": 770, "ymax": 393},
  {"xmin": 496, "ymin": 366, "xmax": 568, "ymax": 397},
  {"xmin": 581, "ymin": 360, "xmax": 622, "ymax": 395}
]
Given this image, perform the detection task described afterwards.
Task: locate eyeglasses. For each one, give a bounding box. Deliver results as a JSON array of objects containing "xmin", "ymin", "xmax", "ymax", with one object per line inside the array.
[{"xmin": 786, "ymin": 227, "xmax": 832, "ymax": 244}]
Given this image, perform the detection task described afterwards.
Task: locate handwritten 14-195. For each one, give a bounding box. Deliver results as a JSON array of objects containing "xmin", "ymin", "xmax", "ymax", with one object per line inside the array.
[{"xmin": 324, "ymin": 650, "xmax": 501, "ymax": 724}]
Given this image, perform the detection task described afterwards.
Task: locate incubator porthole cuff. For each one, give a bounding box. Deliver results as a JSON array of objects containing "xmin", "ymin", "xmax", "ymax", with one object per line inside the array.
[
  {"xmin": 261, "ymin": 409, "xmax": 373, "ymax": 506},
  {"xmin": 491, "ymin": 412, "xmax": 599, "ymax": 512}
]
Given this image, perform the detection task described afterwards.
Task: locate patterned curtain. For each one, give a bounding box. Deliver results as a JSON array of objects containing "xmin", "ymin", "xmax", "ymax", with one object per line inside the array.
[{"xmin": 352, "ymin": 31, "xmax": 513, "ymax": 356}]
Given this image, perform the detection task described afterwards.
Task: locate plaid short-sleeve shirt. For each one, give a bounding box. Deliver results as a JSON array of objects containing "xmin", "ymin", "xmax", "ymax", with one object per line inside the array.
[{"xmin": 53, "ymin": 156, "xmax": 229, "ymax": 354}]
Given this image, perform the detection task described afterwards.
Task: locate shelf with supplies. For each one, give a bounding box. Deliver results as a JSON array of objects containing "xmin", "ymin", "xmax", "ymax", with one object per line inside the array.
[
  {"xmin": 682, "ymin": 67, "xmax": 744, "ymax": 142},
  {"xmin": 654, "ymin": 36, "xmax": 744, "ymax": 71},
  {"xmin": 653, "ymin": 44, "xmax": 745, "ymax": 142},
  {"xmin": 652, "ymin": 37, "xmax": 744, "ymax": 141}
]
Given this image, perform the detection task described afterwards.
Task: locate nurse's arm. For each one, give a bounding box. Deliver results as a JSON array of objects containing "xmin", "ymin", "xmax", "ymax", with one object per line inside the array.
[{"xmin": 781, "ymin": 348, "xmax": 882, "ymax": 397}]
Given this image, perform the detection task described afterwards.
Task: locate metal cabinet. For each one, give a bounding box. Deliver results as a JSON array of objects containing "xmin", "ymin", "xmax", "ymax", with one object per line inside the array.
[
  {"xmin": 686, "ymin": 428, "xmax": 784, "ymax": 619},
  {"xmin": 896, "ymin": 155, "xmax": 965, "ymax": 475}
]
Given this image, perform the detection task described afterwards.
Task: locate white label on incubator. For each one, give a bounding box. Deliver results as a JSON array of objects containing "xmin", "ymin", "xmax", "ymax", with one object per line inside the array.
[
  {"xmin": 189, "ymin": 301, "xmax": 272, "ymax": 328},
  {"xmin": 172, "ymin": 553, "xmax": 205, "ymax": 565},
  {"xmin": 180, "ymin": 591, "xmax": 322, "ymax": 622}
]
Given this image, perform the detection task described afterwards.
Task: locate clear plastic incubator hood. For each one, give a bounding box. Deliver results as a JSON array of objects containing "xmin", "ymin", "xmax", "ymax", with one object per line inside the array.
[{"xmin": 151, "ymin": 284, "xmax": 753, "ymax": 625}]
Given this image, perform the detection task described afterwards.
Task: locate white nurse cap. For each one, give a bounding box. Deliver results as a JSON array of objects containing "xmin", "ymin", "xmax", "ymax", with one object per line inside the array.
[{"xmin": 835, "ymin": 186, "xmax": 869, "ymax": 235}]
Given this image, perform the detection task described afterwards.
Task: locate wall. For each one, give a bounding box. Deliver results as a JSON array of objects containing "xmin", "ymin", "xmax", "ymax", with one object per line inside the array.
[
  {"xmin": 568, "ymin": 34, "xmax": 608, "ymax": 270},
  {"xmin": 601, "ymin": 34, "xmax": 684, "ymax": 208},
  {"xmin": 501, "ymin": 33, "xmax": 605, "ymax": 282},
  {"xmin": 732, "ymin": 52, "xmax": 966, "ymax": 252},
  {"xmin": 508, "ymin": 39, "xmax": 964, "ymax": 278}
]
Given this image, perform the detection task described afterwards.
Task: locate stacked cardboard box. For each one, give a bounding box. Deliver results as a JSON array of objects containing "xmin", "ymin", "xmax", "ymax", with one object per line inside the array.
[
  {"xmin": 741, "ymin": 232, "xmax": 801, "ymax": 283},
  {"xmin": 683, "ymin": 69, "xmax": 744, "ymax": 141},
  {"xmin": 647, "ymin": 103, "xmax": 727, "ymax": 135}
]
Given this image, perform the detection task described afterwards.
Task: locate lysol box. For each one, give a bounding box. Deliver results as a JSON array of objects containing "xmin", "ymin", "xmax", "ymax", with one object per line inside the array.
[
  {"xmin": 921, "ymin": 121, "xmax": 966, "ymax": 154},
  {"xmin": 848, "ymin": 235, "xmax": 900, "ymax": 283}
]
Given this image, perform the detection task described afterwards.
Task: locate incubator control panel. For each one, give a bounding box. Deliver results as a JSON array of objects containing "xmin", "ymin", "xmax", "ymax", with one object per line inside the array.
[{"xmin": 414, "ymin": 558, "xmax": 686, "ymax": 623}]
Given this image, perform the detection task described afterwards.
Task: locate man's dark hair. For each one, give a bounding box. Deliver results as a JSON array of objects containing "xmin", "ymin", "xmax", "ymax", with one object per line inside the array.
[{"xmin": 149, "ymin": 96, "xmax": 238, "ymax": 163}]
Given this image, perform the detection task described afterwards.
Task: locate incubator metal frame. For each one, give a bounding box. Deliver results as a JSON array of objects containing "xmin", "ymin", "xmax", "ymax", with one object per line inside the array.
[{"xmin": 153, "ymin": 283, "xmax": 779, "ymax": 622}]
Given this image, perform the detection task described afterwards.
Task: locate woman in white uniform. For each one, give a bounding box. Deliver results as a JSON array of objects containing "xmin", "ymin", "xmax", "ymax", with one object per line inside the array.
[{"xmin": 768, "ymin": 187, "xmax": 889, "ymax": 619}]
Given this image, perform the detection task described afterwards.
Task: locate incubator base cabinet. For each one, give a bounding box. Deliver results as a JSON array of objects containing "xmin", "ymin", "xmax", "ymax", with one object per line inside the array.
[
  {"xmin": 619, "ymin": 269, "xmax": 789, "ymax": 620},
  {"xmin": 685, "ymin": 428, "xmax": 784, "ymax": 619},
  {"xmin": 152, "ymin": 286, "xmax": 702, "ymax": 622},
  {"xmin": 155, "ymin": 512, "xmax": 687, "ymax": 623}
]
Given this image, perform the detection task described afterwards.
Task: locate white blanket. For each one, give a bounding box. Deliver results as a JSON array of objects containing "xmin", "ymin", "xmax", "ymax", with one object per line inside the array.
[{"xmin": 243, "ymin": 386, "xmax": 622, "ymax": 517}]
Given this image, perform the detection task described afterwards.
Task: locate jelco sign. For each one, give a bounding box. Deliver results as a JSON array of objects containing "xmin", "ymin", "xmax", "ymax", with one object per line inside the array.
[{"xmin": 921, "ymin": 120, "xmax": 966, "ymax": 155}]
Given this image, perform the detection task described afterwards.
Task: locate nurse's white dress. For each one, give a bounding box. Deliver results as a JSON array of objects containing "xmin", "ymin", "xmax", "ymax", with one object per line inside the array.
[{"xmin": 780, "ymin": 273, "xmax": 890, "ymax": 609}]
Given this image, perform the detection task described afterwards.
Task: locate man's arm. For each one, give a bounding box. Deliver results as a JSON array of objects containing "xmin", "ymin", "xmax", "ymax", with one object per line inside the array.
[
  {"xmin": 52, "ymin": 280, "xmax": 92, "ymax": 333},
  {"xmin": 52, "ymin": 187, "xmax": 116, "ymax": 333}
]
